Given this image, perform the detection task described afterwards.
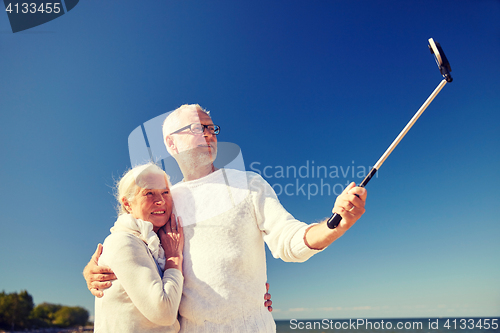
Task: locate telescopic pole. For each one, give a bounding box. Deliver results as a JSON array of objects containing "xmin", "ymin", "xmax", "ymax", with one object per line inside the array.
[{"xmin": 327, "ymin": 38, "xmax": 453, "ymax": 229}]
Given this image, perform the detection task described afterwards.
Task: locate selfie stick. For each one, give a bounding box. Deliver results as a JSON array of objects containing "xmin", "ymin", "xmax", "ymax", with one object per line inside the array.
[{"xmin": 327, "ymin": 38, "xmax": 453, "ymax": 229}]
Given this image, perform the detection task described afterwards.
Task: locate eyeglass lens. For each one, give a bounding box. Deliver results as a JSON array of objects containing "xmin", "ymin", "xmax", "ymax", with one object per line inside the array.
[{"xmin": 191, "ymin": 124, "xmax": 219, "ymax": 134}]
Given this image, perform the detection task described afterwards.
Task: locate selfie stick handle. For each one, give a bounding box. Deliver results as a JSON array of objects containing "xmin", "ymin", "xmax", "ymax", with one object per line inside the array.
[{"xmin": 327, "ymin": 78, "xmax": 449, "ymax": 229}]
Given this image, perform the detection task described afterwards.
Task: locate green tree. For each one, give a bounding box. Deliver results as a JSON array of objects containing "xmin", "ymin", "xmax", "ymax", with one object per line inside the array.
[
  {"xmin": 1, "ymin": 291, "xmax": 89, "ymax": 329},
  {"xmin": 0, "ymin": 290, "xmax": 34, "ymax": 330},
  {"xmin": 0, "ymin": 291, "xmax": 6, "ymax": 328},
  {"xmin": 30, "ymin": 302, "xmax": 62, "ymax": 327},
  {"xmin": 52, "ymin": 306, "xmax": 89, "ymax": 327},
  {"xmin": 30, "ymin": 302, "xmax": 89, "ymax": 328}
]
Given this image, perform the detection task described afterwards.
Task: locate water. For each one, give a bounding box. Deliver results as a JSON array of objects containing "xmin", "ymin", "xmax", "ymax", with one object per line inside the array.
[{"xmin": 276, "ymin": 318, "xmax": 500, "ymax": 333}]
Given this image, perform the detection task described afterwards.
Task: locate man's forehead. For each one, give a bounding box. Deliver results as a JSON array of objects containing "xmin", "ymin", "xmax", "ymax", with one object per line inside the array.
[{"xmin": 180, "ymin": 108, "xmax": 213, "ymax": 124}]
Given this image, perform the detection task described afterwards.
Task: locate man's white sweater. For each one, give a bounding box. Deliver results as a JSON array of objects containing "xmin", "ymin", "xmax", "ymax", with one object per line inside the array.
[{"xmin": 171, "ymin": 169, "xmax": 323, "ymax": 332}]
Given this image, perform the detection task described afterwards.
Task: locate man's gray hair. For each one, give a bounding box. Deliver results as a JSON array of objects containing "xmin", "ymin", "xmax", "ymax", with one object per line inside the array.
[{"xmin": 162, "ymin": 104, "xmax": 211, "ymax": 153}]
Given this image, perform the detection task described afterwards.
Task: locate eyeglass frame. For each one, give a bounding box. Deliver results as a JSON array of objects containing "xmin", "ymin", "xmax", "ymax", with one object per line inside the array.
[{"xmin": 169, "ymin": 123, "xmax": 220, "ymax": 136}]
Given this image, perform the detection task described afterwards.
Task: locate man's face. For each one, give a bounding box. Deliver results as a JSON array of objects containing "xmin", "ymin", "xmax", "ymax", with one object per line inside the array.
[{"xmin": 168, "ymin": 108, "xmax": 217, "ymax": 161}]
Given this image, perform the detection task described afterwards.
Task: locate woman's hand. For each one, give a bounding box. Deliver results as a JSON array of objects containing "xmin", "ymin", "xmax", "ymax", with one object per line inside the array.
[{"xmin": 158, "ymin": 214, "xmax": 184, "ymax": 272}]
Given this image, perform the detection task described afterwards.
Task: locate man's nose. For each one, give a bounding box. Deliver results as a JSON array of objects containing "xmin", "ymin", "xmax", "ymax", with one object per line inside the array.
[
  {"xmin": 203, "ymin": 127, "xmax": 213, "ymax": 136},
  {"xmin": 203, "ymin": 128, "xmax": 217, "ymax": 139}
]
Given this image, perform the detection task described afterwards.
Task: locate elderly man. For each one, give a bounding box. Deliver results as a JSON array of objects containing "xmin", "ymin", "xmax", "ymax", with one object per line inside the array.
[{"xmin": 84, "ymin": 104, "xmax": 367, "ymax": 332}]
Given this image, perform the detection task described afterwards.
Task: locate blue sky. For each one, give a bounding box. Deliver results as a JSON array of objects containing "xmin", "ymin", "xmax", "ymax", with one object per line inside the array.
[{"xmin": 1, "ymin": 0, "xmax": 499, "ymax": 321}]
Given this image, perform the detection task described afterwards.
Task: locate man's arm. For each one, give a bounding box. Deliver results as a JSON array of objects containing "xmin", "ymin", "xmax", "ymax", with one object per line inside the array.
[
  {"xmin": 82, "ymin": 244, "xmax": 116, "ymax": 297},
  {"xmin": 305, "ymin": 182, "xmax": 367, "ymax": 250},
  {"xmin": 85, "ymin": 243, "xmax": 274, "ymax": 310}
]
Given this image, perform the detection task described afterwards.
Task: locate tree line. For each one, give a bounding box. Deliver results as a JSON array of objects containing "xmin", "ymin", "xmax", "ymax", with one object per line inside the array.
[{"xmin": 0, "ymin": 290, "xmax": 89, "ymax": 331}]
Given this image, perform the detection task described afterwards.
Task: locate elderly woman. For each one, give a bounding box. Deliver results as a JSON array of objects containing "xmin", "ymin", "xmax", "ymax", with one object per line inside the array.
[{"xmin": 94, "ymin": 163, "xmax": 184, "ymax": 333}]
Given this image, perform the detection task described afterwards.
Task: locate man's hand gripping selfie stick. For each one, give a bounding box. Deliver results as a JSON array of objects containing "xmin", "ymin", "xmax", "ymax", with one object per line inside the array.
[{"xmin": 327, "ymin": 38, "xmax": 453, "ymax": 229}]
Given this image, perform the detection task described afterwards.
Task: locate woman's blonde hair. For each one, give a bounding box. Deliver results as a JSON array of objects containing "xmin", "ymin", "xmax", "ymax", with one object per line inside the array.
[{"xmin": 114, "ymin": 163, "xmax": 171, "ymax": 216}]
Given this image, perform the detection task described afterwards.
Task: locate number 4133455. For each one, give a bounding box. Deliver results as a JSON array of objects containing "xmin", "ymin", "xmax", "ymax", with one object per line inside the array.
[
  {"xmin": 5, "ymin": 2, "xmax": 62, "ymax": 14},
  {"xmin": 444, "ymin": 319, "xmax": 498, "ymax": 330}
]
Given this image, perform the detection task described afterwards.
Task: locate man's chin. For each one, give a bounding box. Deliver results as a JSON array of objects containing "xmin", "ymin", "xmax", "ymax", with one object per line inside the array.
[
  {"xmin": 176, "ymin": 146, "xmax": 217, "ymax": 163},
  {"xmin": 207, "ymin": 148, "xmax": 217, "ymax": 161},
  {"xmin": 196, "ymin": 146, "xmax": 217, "ymax": 160}
]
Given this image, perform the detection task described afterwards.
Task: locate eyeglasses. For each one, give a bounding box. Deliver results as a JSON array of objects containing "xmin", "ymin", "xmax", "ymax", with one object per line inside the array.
[{"xmin": 170, "ymin": 123, "xmax": 220, "ymax": 135}]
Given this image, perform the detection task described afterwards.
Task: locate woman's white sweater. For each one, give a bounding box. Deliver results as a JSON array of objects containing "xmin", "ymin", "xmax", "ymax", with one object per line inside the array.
[{"xmin": 94, "ymin": 215, "xmax": 184, "ymax": 333}]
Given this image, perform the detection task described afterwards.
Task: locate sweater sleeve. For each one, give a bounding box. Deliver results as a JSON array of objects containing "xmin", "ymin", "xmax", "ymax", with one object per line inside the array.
[
  {"xmin": 248, "ymin": 172, "xmax": 325, "ymax": 262},
  {"xmin": 102, "ymin": 233, "xmax": 183, "ymax": 326}
]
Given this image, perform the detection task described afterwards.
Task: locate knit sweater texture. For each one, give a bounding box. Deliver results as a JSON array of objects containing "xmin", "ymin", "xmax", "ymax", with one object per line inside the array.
[
  {"xmin": 171, "ymin": 169, "xmax": 323, "ymax": 332},
  {"xmin": 94, "ymin": 215, "xmax": 184, "ymax": 333}
]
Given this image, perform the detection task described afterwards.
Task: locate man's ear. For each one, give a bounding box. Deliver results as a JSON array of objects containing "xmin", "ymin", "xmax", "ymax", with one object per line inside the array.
[{"xmin": 165, "ymin": 135, "xmax": 177, "ymax": 154}]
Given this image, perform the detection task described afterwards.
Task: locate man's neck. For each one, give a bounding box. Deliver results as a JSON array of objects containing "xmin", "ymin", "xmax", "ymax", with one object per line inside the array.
[{"xmin": 180, "ymin": 162, "xmax": 217, "ymax": 182}]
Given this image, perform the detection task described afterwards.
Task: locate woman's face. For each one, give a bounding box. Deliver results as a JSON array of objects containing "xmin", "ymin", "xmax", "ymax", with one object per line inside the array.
[{"xmin": 125, "ymin": 174, "xmax": 173, "ymax": 232}]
